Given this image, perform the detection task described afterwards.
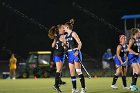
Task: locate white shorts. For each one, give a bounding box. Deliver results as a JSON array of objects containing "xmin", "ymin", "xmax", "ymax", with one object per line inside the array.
[{"xmin": 102, "ymin": 61, "xmax": 110, "ymax": 69}]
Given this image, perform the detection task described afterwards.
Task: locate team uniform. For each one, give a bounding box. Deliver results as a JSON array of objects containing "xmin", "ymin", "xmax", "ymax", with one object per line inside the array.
[
  {"xmin": 102, "ymin": 52, "xmax": 112, "ymax": 69},
  {"xmin": 128, "ymin": 38, "xmax": 139, "ymax": 65},
  {"xmin": 52, "ymin": 35, "xmax": 65, "ymax": 92},
  {"xmin": 65, "ymin": 31, "xmax": 86, "ymax": 93},
  {"xmin": 9, "ymin": 58, "xmax": 17, "ymax": 70},
  {"xmin": 114, "ymin": 44, "xmax": 128, "ymax": 67},
  {"xmin": 65, "ymin": 32, "xmax": 82, "ymax": 63},
  {"xmin": 9, "ymin": 57, "xmax": 17, "ymax": 80},
  {"xmin": 128, "ymin": 37, "xmax": 140, "ymax": 91},
  {"xmin": 111, "ymin": 44, "xmax": 128, "ymax": 89},
  {"xmin": 135, "ymin": 37, "xmax": 140, "ymax": 63},
  {"xmin": 53, "ymin": 35, "xmax": 64, "ymax": 63}
]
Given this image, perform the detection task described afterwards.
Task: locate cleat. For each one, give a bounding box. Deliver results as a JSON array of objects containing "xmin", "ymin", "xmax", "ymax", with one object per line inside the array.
[
  {"xmin": 123, "ymin": 87, "xmax": 130, "ymax": 89},
  {"xmin": 80, "ymin": 88, "xmax": 86, "ymax": 93},
  {"xmin": 130, "ymin": 85, "xmax": 138, "ymax": 91},
  {"xmin": 71, "ymin": 88, "xmax": 79, "ymax": 93},
  {"xmin": 12, "ymin": 77, "xmax": 16, "ymax": 80},
  {"xmin": 111, "ymin": 85, "xmax": 118, "ymax": 89},
  {"xmin": 52, "ymin": 85, "xmax": 62, "ymax": 92},
  {"xmin": 59, "ymin": 81, "xmax": 66, "ymax": 85}
]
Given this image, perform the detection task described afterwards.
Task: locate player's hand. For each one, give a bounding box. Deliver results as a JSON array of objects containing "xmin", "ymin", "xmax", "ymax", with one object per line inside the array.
[
  {"xmin": 122, "ymin": 61, "xmax": 127, "ymax": 66},
  {"xmin": 62, "ymin": 42, "xmax": 67, "ymax": 47},
  {"xmin": 54, "ymin": 37, "xmax": 57, "ymax": 41},
  {"xmin": 120, "ymin": 62, "xmax": 123, "ymax": 65},
  {"xmin": 135, "ymin": 53, "xmax": 139, "ymax": 56},
  {"xmin": 74, "ymin": 51, "xmax": 79, "ymax": 56}
]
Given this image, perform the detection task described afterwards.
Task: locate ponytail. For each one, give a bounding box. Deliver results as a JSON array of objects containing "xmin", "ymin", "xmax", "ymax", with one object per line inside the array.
[
  {"xmin": 48, "ymin": 26, "xmax": 58, "ymax": 39},
  {"xmin": 65, "ymin": 19, "xmax": 75, "ymax": 30}
]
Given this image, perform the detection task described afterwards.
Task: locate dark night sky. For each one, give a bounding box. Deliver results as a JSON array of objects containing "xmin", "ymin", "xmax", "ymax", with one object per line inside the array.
[{"xmin": 0, "ymin": 0, "xmax": 140, "ymax": 59}]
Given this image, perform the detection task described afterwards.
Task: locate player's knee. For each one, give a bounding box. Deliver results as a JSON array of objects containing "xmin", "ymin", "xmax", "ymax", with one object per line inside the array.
[
  {"xmin": 76, "ymin": 69, "xmax": 82, "ymax": 75},
  {"xmin": 137, "ymin": 70, "xmax": 140, "ymax": 74},
  {"xmin": 69, "ymin": 70, "xmax": 75, "ymax": 76},
  {"xmin": 115, "ymin": 72, "xmax": 119, "ymax": 76},
  {"xmin": 121, "ymin": 73, "xmax": 126, "ymax": 76},
  {"xmin": 134, "ymin": 68, "xmax": 140, "ymax": 74},
  {"xmin": 56, "ymin": 69, "xmax": 61, "ymax": 73}
]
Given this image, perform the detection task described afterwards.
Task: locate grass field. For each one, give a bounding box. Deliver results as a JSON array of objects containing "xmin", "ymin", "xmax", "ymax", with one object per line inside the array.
[{"xmin": 0, "ymin": 77, "xmax": 140, "ymax": 93}]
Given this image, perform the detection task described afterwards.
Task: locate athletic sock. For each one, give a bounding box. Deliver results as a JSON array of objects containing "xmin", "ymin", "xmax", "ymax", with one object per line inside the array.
[
  {"xmin": 71, "ymin": 76, "xmax": 76, "ymax": 89},
  {"xmin": 55, "ymin": 72, "xmax": 60, "ymax": 87},
  {"xmin": 132, "ymin": 73, "xmax": 138, "ymax": 85},
  {"xmin": 122, "ymin": 76, "xmax": 127, "ymax": 87},
  {"xmin": 79, "ymin": 74, "xmax": 85, "ymax": 88},
  {"xmin": 131, "ymin": 74, "xmax": 134, "ymax": 85},
  {"xmin": 112, "ymin": 74, "xmax": 118, "ymax": 85}
]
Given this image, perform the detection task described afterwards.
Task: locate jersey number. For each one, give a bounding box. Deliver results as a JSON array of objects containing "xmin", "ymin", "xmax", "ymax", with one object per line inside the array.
[
  {"xmin": 66, "ymin": 42, "xmax": 69, "ymax": 48},
  {"xmin": 55, "ymin": 44, "xmax": 58, "ymax": 49}
]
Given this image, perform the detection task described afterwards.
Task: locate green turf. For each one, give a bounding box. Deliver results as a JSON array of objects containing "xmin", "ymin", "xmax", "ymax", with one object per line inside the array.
[{"xmin": 0, "ymin": 77, "xmax": 139, "ymax": 93}]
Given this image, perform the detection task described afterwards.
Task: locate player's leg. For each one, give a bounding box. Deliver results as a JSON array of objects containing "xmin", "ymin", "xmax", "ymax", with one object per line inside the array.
[
  {"xmin": 121, "ymin": 66, "xmax": 128, "ymax": 89},
  {"xmin": 102, "ymin": 61, "xmax": 107, "ymax": 76},
  {"xmin": 68, "ymin": 50, "xmax": 79, "ymax": 93},
  {"xmin": 55, "ymin": 62, "xmax": 63, "ymax": 85},
  {"xmin": 132, "ymin": 67, "xmax": 135, "ymax": 85},
  {"xmin": 136, "ymin": 56, "xmax": 140, "ymax": 70},
  {"xmin": 131, "ymin": 63, "xmax": 139, "ymax": 85},
  {"xmin": 13, "ymin": 69, "xmax": 16, "ymax": 80},
  {"xmin": 130, "ymin": 63, "xmax": 140, "ymax": 91},
  {"xmin": 59, "ymin": 73, "xmax": 66, "ymax": 85},
  {"xmin": 10, "ymin": 69, "xmax": 12, "ymax": 79},
  {"xmin": 59, "ymin": 55, "xmax": 66, "ymax": 85},
  {"xmin": 111, "ymin": 66, "xmax": 121, "ymax": 89},
  {"xmin": 69, "ymin": 63, "xmax": 78, "ymax": 93},
  {"xmin": 11, "ymin": 69, "xmax": 14, "ymax": 79},
  {"xmin": 74, "ymin": 50, "xmax": 86, "ymax": 93},
  {"xmin": 75, "ymin": 62, "xmax": 86, "ymax": 93},
  {"xmin": 52, "ymin": 56, "xmax": 63, "ymax": 92},
  {"xmin": 137, "ymin": 63, "xmax": 140, "ymax": 74},
  {"xmin": 111, "ymin": 56, "xmax": 121, "ymax": 89}
]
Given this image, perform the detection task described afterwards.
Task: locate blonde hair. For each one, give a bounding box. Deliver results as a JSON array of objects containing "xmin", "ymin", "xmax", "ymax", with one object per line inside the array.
[
  {"xmin": 131, "ymin": 28, "xmax": 139, "ymax": 36},
  {"xmin": 65, "ymin": 19, "xmax": 75, "ymax": 30}
]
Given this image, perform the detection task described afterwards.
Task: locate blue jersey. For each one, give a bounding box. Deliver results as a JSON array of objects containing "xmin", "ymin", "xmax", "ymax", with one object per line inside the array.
[{"xmin": 102, "ymin": 52, "xmax": 112, "ymax": 62}]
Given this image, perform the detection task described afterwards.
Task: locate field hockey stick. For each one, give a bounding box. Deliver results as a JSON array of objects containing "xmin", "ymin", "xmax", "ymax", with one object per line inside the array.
[
  {"xmin": 121, "ymin": 57, "xmax": 131, "ymax": 84},
  {"xmin": 77, "ymin": 56, "xmax": 92, "ymax": 79},
  {"xmin": 121, "ymin": 61, "xmax": 128, "ymax": 66},
  {"xmin": 72, "ymin": 49, "xmax": 92, "ymax": 79}
]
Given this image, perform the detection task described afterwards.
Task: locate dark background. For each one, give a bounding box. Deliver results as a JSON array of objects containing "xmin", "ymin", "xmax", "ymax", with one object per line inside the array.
[{"xmin": 0, "ymin": 0, "xmax": 140, "ymax": 60}]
